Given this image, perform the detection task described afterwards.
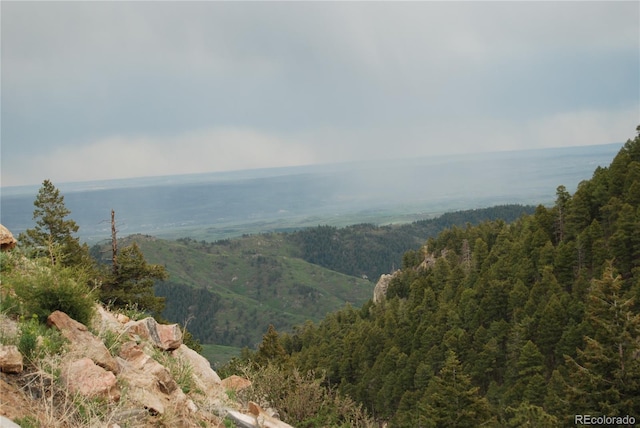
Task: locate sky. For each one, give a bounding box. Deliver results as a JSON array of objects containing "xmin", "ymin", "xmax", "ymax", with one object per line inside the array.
[{"xmin": 1, "ymin": 1, "xmax": 638, "ymax": 187}]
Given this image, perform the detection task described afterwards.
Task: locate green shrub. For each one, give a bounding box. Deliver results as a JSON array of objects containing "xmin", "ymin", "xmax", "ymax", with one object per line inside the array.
[
  {"xmin": 13, "ymin": 415, "xmax": 39, "ymax": 428},
  {"xmin": 237, "ymin": 363, "xmax": 375, "ymax": 427},
  {"xmin": 18, "ymin": 314, "xmax": 66, "ymax": 362},
  {"xmin": 18, "ymin": 316, "xmax": 39, "ymax": 360},
  {"xmin": 152, "ymin": 349, "xmax": 196, "ymax": 395},
  {"xmin": 100, "ymin": 329, "xmax": 125, "ymax": 357},
  {"xmin": 112, "ymin": 302, "xmax": 147, "ymax": 321},
  {"xmin": 10, "ymin": 260, "xmax": 96, "ymax": 326}
]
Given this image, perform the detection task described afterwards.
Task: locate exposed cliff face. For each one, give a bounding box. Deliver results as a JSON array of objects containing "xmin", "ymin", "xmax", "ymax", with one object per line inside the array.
[
  {"xmin": 373, "ymin": 250, "xmax": 440, "ymax": 303},
  {"xmin": 372, "ymin": 271, "xmax": 400, "ymax": 304},
  {"xmin": 0, "ymin": 305, "xmax": 293, "ymax": 428}
]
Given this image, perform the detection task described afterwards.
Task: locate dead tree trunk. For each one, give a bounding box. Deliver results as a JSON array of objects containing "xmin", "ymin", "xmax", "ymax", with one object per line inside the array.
[{"xmin": 111, "ymin": 209, "xmax": 118, "ymax": 275}]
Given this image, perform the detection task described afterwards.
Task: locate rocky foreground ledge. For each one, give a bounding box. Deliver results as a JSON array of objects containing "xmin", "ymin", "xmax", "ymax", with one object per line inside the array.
[{"xmin": 0, "ymin": 305, "xmax": 293, "ymax": 428}]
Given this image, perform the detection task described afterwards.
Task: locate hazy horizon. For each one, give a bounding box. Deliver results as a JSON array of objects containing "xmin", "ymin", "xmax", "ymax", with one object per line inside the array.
[
  {"xmin": 2, "ymin": 2, "xmax": 637, "ymax": 186},
  {"xmin": 1, "ymin": 143, "xmax": 622, "ymax": 244},
  {"xmin": 0, "ymin": 142, "xmax": 624, "ymax": 195}
]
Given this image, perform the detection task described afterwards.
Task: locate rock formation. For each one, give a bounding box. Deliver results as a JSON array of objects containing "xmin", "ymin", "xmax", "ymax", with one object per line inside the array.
[
  {"xmin": 61, "ymin": 357, "xmax": 120, "ymax": 402},
  {"xmin": 124, "ymin": 316, "xmax": 183, "ymax": 351},
  {"xmin": 47, "ymin": 310, "xmax": 120, "ymax": 373},
  {"xmin": 0, "ymin": 224, "xmax": 17, "ymax": 251},
  {"xmin": 373, "ymin": 270, "xmax": 400, "ymax": 304},
  {"xmin": 0, "ymin": 305, "xmax": 297, "ymax": 427},
  {"xmin": 0, "ymin": 345, "xmax": 23, "ymax": 374}
]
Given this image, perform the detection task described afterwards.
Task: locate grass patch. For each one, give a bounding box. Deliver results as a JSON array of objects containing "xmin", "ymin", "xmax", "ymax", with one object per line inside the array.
[{"xmin": 200, "ymin": 344, "xmax": 242, "ymax": 369}]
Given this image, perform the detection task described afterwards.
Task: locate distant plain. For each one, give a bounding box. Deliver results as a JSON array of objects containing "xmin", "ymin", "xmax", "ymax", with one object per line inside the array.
[{"xmin": 1, "ymin": 143, "xmax": 622, "ymax": 244}]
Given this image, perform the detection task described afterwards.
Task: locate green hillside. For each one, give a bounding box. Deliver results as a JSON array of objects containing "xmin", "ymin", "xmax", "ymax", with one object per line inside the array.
[
  {"xmin": 118, "ymin": 234, "xmax": 372, "ymax": 349},
  {"xmin": 241, "ymin": 127, "xmax": 640, "ymax": 426},
  {"xmin": 105, "ymin": 205, "xmax": 532, "ymax": 353}
]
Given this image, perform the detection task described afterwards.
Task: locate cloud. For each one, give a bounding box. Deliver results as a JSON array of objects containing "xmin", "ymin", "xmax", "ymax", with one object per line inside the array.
[
  {"xmin": 2, "ymin": 105, "xmax": 636, "ymax": 187},
  {"xmin": 4, "ymin": 128, "xmax": 315, "ymax": 186},
  {"xmin": 1, "ymin": 1, "xmax": 638, "ymax": 186}
]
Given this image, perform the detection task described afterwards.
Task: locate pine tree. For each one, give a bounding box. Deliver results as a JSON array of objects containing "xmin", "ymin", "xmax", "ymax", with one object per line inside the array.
[
  {"xmin": 19, "ymin": 179, "xmax": 88, "ymax": 266},
  {"xmin": 100, "ymin": 242, "xmax": 167, "ymax": 314},
  {"xmin": 419, "ymin": 350, "xmax": 493, "ymax": 427},
  {"xmin": 255, "ymin": 324, "xmax": 288, "ymax": 366},
  {"xmin": 564, "ymin": 266, "xmax": 640, "ymax": 416}
]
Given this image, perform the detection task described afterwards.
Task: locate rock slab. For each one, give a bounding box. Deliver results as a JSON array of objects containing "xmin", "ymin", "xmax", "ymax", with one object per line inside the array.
[
  {"xmin": 0, "ymin": 345, "xmax": 23, "ymax": 374},
  {"xmin": 124, "ymin": 317, "xmax": 182, "ymax": 351},
  {"xmin": 47, "ymin": 310, "xmax": 119, "ymax": 374},
  {"xmin": 62, "ymin": 357, "xmax": 120, "ymax": 402}
]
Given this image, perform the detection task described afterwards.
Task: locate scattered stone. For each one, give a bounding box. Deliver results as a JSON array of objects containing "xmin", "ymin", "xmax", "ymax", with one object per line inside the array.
[
  {"xmin": 0, "ymin": 314, "xmax": 19, "ymax": 341},
  {"xmin": 118, "ymin": 342, "xmax": 186, "ymax": 415},
  {"xmin": 0, "ymin": 224, "xmax": 17, "ymax": 251},
  {"xmin": 172, "ymin": 344, "xmax": 221, "ymax": 394},
  {"xmin": 221, "ymin": 374, "xmax": 252, "ymax": 391},
  {"xmin": 47, "ymin": 311, "xmax": 119, "ymax": 374},
  {"xmin": 226, "ymin": 409, "xmax": 257, "ymax": 428},
  {"xmin": 0, "ymin": 379, "xmax": 31, "ymax": 421},
  {"xmin": 62, "ymin": 358, "xmax": 120, "ymax": 402},
  {"xmin": 93, "ymin": 304, "xmax": 123, "ymax": 336},
  {"xmin": 0, "ymin": 346, "xmax": 23, "ymax": 374},
  {"xmin": 0, "ymin": 415, "xmax": 21, "ymax": 428},
  {"xmin": 115, "ymin": 313, "xmax": 130, "ymax": 324},
  {"xmin": 124, "ymin": 317, "xmax": 182, "ymax": 351}
]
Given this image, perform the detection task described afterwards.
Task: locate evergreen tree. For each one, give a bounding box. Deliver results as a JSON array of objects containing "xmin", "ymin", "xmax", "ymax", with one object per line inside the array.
[
  {"xmin": 419, "ymin": 351, "xmax": 493, "ymax": 427},
  {"xmin": 564, "ymin": 266, "xmax": 640, "ymax": 416},
  {"xmin": 254, "ymin": 324, "xmax": 288, "ymax": 366},
  {"xmin": 19, "ymin": 179, "xmax": 88, "ymax": 266},
  {"xmin": 100, "ymin": 242, "xmax": 167, "ymax": 314}
]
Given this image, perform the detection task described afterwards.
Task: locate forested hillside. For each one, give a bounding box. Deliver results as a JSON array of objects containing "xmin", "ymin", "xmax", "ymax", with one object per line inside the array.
[
  {"xmin": 239, "ymin": 128, "xmax": 640, "ymax": 426},
  {"xmin": 102, "ymin": 205, "xmax": 533, "ymax": 352},
  {"xmin": 288, "ymin": 204, "xmax": 533, "ymax": 280}
]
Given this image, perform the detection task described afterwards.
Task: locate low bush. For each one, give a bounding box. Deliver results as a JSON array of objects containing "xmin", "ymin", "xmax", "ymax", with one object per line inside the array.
[
  {"xmin": 237, "ymin": 363, "xmax": 375, "ymax": 427},
  {"xmin": 6, "ymin": 255, "xmax": 96, "ymax": 326},
  {"xmin": 18, "ymin": 314, "xmax": 67, "ymax": 362}
]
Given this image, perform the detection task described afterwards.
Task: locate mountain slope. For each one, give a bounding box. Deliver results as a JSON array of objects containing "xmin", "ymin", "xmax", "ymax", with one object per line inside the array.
[
  {"xmin": 248, "ymin": 127, "xmax": 640, "ymax": 425},
  {"xmin": 93, "ymin": 205, "xmax": 533, "ymax": 354},
  {"xmin": 118, "ymin": 234, "xmax": 372, "ymax": 349}
]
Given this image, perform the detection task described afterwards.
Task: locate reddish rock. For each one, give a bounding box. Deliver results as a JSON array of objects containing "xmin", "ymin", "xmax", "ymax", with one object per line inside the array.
[
  {"xmin": 124, "ymin": 317, "xmax": 182, "ymax": 351},
  {"xmin": 62, "ymin": 358, "xmax": 120, "ymax": 402},
  {"xmin": 0, "ymin": 224, "xmax": 17, "ymax": 251},
  {"xmin": 118, "ymin": 342, "xmax": 185, "ymax": 415},
  {"xmin": 0, "ymin": 346, "xmax": 23, "ymax": 374},
  {"xmin": 221, "ymin": 375, "xmax": 252, "ymax": 391},
  {"xmin": 47, "ymin": 311, "xmax": 119, "ymax": 374}
]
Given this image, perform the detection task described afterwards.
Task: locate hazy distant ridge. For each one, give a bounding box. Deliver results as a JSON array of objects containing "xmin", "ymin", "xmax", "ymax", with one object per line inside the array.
[{"xmin": 0, "ymin": 144, "xmax": 621, "ymax": 243}]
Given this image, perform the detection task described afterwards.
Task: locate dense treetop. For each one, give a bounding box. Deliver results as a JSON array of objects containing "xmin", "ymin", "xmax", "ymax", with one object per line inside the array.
[{"xmin": 237, "ymin": 127, "xmax": 640, "ymax": 426}]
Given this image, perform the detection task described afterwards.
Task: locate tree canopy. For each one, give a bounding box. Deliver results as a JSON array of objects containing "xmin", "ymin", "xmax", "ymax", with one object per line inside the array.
[
  {"xmin": 238, "ymin": 126, "xmax": 640, "ymax": 426},
  {"xmin": 19, "ymin": 179, "xmax": 88, "ymax": 266}
]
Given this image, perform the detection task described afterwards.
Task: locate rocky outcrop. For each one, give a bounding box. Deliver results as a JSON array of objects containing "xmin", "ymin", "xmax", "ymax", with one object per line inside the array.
[
  {"xmin": 0, "ymin": 224, "xmax": 17, "ymax": 251},
  {"xmin": 221, "ymin": 374, "xmax": 252, "ymax": 391},
  {"xmin": 373, "ymin": 270, "xmax": 400, "ymax": 304},
  {"xmin": 2, "ymin": 306, "xmax": 297, "ymax": 428},
  {"xmin": 47, "ymin": 310, "xmax": 119, "ymax": 373},
  {"xmin": 172, "ymin": 344, "xmax": 221, "ymax": 395},
  {"xmin": 0, "ymin": 345, "xmax": 23, "ymax": 373},
  {"xmin": 124, "ymin": 317, "xmax": 183, "ymax": 351},
  {"xmin": 61, "ymin": 357, "xmax": 120, "ymax": 402},
  {"xmin": 226, "ymin": 401, "xmax": 295, "ymax": 428},
  {"xmin": 117, "ymin": 341, "xmax": 190, "ymax": 415},
  {"xmin": 419, "ymin": 252, "xmax": 437, "ymax": 270}
]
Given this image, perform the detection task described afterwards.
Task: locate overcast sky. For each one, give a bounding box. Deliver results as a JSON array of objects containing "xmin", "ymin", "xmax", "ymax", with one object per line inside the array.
[{"xmin": 2, "ymin": 1, "xmax": 638, "ymax": 187}]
